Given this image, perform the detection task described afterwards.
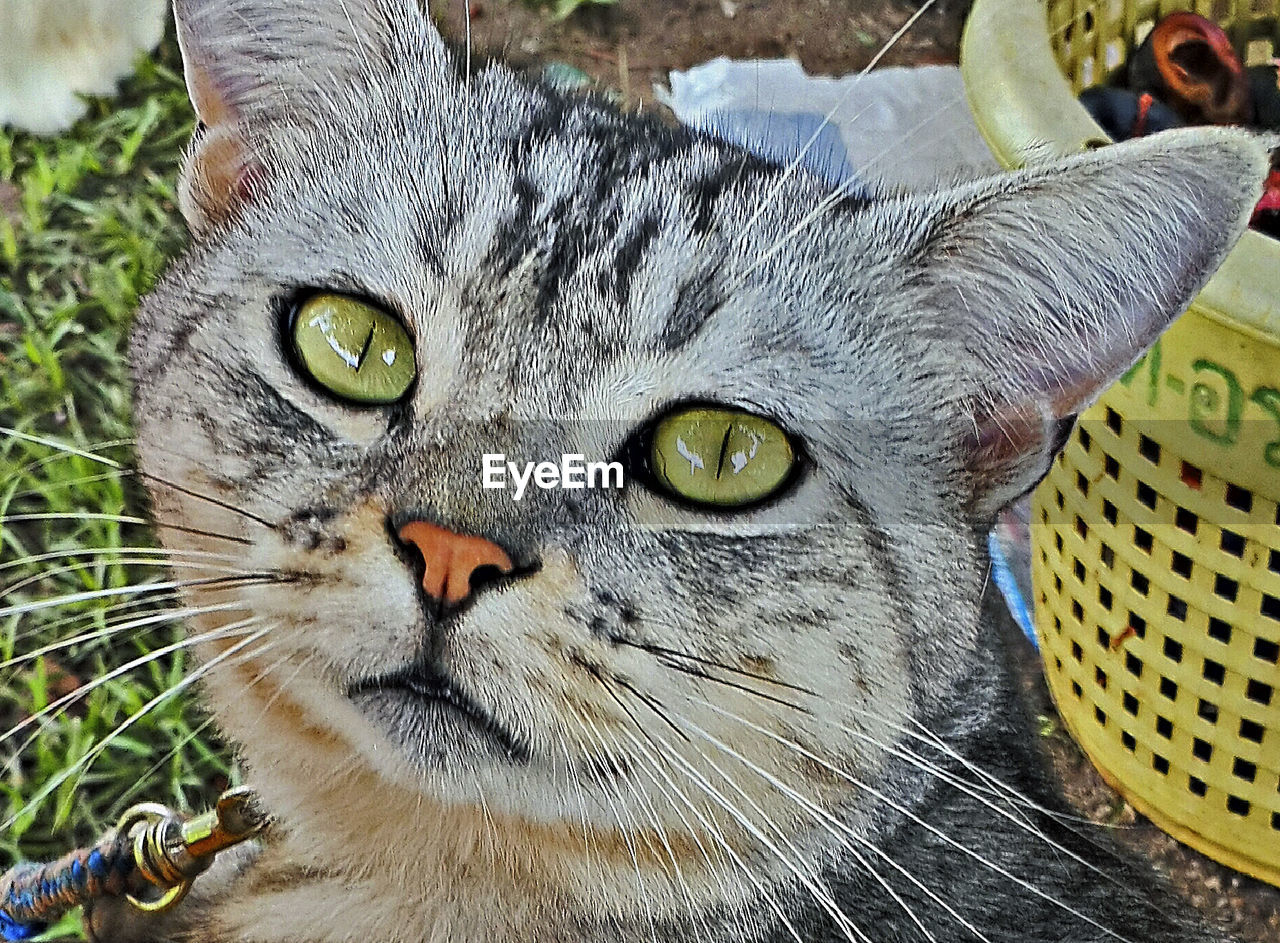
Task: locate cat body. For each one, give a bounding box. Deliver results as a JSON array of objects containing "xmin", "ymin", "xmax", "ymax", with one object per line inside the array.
[{"xmin": 81, "ymin": 1, "xmax": 1268, "ymax": 940}]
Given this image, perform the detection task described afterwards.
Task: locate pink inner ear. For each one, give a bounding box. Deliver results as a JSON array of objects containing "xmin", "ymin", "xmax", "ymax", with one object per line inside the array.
[
  {"xmin": 1011, "ymin": 355, "xmax": 1134, "ymax": 423},
  {"xmin": 184, "ymin": 55, "xmax": 238, "ymax": 128},
  {"xmin": 970, "ymin": 397, "xmax": 1047, "ymax": 466},
  {"xmin": 179, "ymin": 124, "xmax": 263, "ymax": 231},
  {"xmin": 967, "ymin": 383, "xmax": 1085, "ymax": 517},
  {"xmin": 174, "ymin": 7, "xmax": 250, "ymax": 131},
  {"xmin": 979, "ymin": 353, "xmax": 1111, "ymax": 433}
]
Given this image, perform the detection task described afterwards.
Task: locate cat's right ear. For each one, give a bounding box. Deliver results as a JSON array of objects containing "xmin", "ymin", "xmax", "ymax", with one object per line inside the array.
[
  {"xmin": 894, "ymin": 127, "xmax": 1269, "ymax": 521},
  {"xmin": 171, "ymin": 0, "xmax": 444, "ymax": 232}
]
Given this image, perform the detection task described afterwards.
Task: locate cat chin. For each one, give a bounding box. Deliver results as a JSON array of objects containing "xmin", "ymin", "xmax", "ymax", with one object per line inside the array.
[
  {"xmin": 200, "ymin": 656, "xmax": 763, "ymax": 929},
  {"xmin": 197, "ymin": 645, "xmax": 551, "ymax": 822},
  {"xmin": 347, "ymin": 685, "xmax": 530, "ymax": 769}
]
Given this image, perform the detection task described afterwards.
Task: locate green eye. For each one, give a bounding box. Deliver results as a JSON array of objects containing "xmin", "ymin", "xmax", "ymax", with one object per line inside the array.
[
  {"xmin": 650, "ymin": 406, "xmax": 796, "ymax": 508},
  {"xmin": 291, "ymin": 294, "xmax": 416, "ymax": 404}
]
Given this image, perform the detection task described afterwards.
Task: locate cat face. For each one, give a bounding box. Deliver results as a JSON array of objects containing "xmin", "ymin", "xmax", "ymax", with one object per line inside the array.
[{"xmin": 129, "ymin": 0, "xmax": 1266, "ymax": 930}]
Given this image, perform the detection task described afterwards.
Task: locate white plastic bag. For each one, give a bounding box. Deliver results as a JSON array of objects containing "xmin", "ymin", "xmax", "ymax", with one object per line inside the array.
[{"xmin": 662, "ymin": 58, "xmax": 999, "ymax": 193}]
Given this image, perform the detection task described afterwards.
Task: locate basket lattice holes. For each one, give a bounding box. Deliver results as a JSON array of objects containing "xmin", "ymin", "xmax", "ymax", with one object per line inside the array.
[
  {"xmin": 1033, "ymin": 391, "xmax": 1280, "ymax": 881},
  {"xmin": 1050, "ymin": 0, "xmax": 1280, "ymax": 94},
  {"xmin": 1022, "ymin": 0, "xmax": 1280, "ymax": 887},
  {"xmin": 950, "ymin": 0, "xmax": 1280, "ymax": 889}
]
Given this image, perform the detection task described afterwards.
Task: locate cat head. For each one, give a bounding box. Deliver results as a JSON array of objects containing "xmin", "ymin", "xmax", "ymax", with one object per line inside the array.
[{"xmin": 131, "ymin": 0, "xmax": 1267, "ymax": 928}]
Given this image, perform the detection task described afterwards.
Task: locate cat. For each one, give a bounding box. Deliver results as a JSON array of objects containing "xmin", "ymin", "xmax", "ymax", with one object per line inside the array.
[
  {"xmin": 0, "ymin": 0, "xmax": 168, "ymax": 134},
  {"xmin": 68, "ymin": 0, "xmax": 1270, "ymax": 940}
]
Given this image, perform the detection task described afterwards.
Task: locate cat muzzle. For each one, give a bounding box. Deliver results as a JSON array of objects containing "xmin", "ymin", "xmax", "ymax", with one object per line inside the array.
[{"xmin": 347, "ymin": 665, "xmax": 530, "ymax": 762}]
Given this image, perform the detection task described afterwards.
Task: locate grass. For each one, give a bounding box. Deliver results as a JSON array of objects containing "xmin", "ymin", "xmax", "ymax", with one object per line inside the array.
[{"xmin": 0, "ymin": 35, "xmax": 235, "ymax": 928}]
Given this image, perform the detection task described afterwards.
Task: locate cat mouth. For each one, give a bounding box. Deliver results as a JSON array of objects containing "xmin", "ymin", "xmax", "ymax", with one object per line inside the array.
[{"xmin": 347, "ymin": 666, "xmax": 530, "ymax": 764}]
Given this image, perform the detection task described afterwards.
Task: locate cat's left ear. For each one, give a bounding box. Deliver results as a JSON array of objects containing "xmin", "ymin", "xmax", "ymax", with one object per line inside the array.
[
  {"xmin": 904, "ymin": 128, "xmax": 1269, "ymax": 521},
  {"xmin": 171, "ymin": 0, "xmax": 443, "ymax": 231}
]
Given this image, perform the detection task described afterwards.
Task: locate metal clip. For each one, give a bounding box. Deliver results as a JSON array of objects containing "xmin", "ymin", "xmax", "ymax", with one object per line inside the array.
[{"xmin": 117, "ymin": 787, "xmax": 268, "ymax": 914}]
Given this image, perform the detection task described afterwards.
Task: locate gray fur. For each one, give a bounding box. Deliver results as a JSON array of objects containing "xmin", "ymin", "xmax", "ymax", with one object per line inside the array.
[{"xmin": 116, "ymin": 1, "xmax": 1267, "ymax": 940}]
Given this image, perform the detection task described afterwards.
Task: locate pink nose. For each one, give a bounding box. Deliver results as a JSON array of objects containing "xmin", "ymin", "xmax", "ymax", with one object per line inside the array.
[{"xmin": 397, "ymin": 520, "xmax": 513, "ymax": 606}]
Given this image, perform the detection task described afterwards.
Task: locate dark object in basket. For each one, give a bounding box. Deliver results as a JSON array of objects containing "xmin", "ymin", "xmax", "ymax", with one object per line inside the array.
[
  {"xmin": 1077, "ymin": 10, "xmax": 1280, "ymax": 237},
  {"xmin": 1251, "ymin": 166, "xmax": 1280, "ymax": 237},
  {"xmin": 1249, "ymin": 63, "xmax": 1280, "ymax": 129},
  {"xmin": 1128, "ymin": 11, "xmax": 1252, "ymax": 125},
  {"xmin": 1079, "ymin": 87, "xmax": 1184, "ymax": 140}
]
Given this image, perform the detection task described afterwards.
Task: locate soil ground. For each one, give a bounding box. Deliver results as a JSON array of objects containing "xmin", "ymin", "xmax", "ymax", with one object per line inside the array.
[
  {"xmin": 428, "ymin": 0, "xmax": 970, "ymax": 108},
  {"xmin": 427, "ymin": 1, "xmax": 1280, "ymax": 939}
]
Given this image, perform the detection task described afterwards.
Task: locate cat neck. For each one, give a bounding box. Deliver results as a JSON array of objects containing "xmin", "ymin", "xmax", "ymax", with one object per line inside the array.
[{"xmin": 766, "ymin": 593, "xmax": 1220, "ymax": 943}]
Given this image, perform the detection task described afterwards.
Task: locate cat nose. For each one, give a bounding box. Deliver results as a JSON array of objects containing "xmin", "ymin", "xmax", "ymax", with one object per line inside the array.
[{"xmin": 396, "ymin": 520, "xmax": 514, "ymax": 607}]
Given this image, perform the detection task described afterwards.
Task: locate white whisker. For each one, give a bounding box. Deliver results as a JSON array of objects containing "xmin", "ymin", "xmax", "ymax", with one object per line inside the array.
[
  {"xmin": 6, "ymin": 470, "xmax": 136, "ymax": 500},
  {"xmin": 566, "ymin": 706, "xmax": 661, "ymax": 943},
  {"xmin": 639, "ymin": 721, "xmax": 870, "ymax": 943},
  {"xmin": 3, "ymin": 511, "xmax": 153, "ymax": 525},
  {"xmin": 905, "ymin": 715, "xmax": 1118, "ymax": 830},
  {"xmin": 1, "ymin": 616, "xmax": 266, "ymax": 753},
  {"xmin": 0, "ymin": 546, "xmax": 238, "ymax": 577},
  {"xmin": 684, "ymin": 705, "xmax": 989, "ymax": 943},
  {"xmin": 608, "ymin": 717, "xmax": 805, "ymax": 943},
  {"xmin": 0, "ymin": 557, "xmax": 275, "ymax": 599},
  {"xmin": 592, "ymin": 714, "xmax": 714, "ymax": 943},
  {"xmin": 697, "ymin": 699, "xmax": 1135, "ymax": 943},
  {"xmin": 818, "ymin": 712, "xmax": 1124, "ymax": 884},
  {"xmin": 0, "ymin": 428, "xmax": 126, "ymax": 471},
  {"xmin": 0, "ymin": 572, "xmax": 289, "ymax": 620},
  {"xmin": 8, "ymin": 590, "xmax": 189, "ymax": 647},
  {"xmin": 3, "ymin": 623, "xmax": 275, "ymax": 832},
  {"xmin": 553, "ymin": 727, "xmax": 600, "ymax": 888},
  {"xmin": 1, "ymin": 601, "xmax": 251, "ymax": 671},
  {"xmin": 735, "ymin": 0, "xmax": 940, "ymax": 244}
]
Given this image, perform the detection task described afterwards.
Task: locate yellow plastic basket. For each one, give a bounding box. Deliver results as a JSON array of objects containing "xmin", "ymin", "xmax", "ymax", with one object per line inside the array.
[{"xmin": 961, "ymin": 0, "xmax": 1280, "ymax": 885}]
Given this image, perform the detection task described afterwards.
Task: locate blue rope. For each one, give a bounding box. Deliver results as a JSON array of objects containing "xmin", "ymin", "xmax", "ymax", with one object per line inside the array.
[
  {"xmin": 0, "ymin": 910, "xmax": 44, "ymax": 941},
  {"xmin": 0, "ymin": 834, "xmax": 133, "ymax": 941}
]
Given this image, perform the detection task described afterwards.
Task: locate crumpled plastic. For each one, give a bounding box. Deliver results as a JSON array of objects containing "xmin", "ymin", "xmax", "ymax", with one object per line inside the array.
[{"xmin": 660, "ymin": 57, "xmax": 999, "ymax": 193}]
